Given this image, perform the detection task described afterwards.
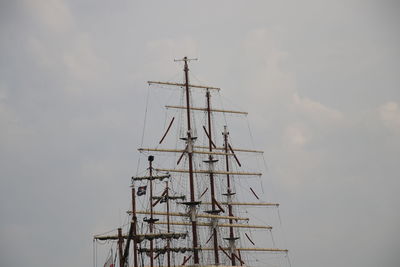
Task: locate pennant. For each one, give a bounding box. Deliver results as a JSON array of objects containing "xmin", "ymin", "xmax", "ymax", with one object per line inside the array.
[{"xmin": 137, "ymin": 186, "xmax": 147, "ymax": 196}]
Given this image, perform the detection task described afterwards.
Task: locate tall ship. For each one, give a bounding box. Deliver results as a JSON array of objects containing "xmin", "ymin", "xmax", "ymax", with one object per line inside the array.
[{"xmin": 94, "ymin": 57, "xmax": 290, "ymax": 267}]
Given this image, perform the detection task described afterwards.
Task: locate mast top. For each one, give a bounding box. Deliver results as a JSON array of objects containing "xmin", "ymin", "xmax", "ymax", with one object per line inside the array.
[
  {"xmin": 174, "ymin": 56, "xmax": 198, "ymax": 63},
  {"xmin": 175, "ymin": 57, "xmax": 198, "ymax": 71}
]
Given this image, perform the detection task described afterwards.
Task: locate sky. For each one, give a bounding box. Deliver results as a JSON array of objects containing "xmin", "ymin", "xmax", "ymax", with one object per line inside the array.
[{"xmin": 0, "ymin": 1, "xmax": 399, "ymax": 267}]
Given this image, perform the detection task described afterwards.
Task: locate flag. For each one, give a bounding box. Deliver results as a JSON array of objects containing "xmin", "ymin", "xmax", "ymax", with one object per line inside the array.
[
  {"xmin": 103, "ymin": 251, "xmax": 114, "ymax": 267},
  {"xmin": 137, "ymin": 186, "xmax": 147, "ymax": 196}
]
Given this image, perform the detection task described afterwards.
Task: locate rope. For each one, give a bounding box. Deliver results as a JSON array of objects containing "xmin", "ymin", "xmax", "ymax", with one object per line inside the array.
[
  {"xmin": 246, "ymin": 119, "xmax": 265, "ymax": 193},
  {"xmin": 93, "ymin": 239, "xmax": 96, "ymax": 267},
  {"xmin": 113, "ymin": 247, "xmax": 118, "ymax": 266},
  {"xmin": 277, "ymin": 207, "xmax": 292, "ymax": 267},
  {"xmin": 270, "ymin": 229, "xmax": 276, "ymax": 247},
  {"xmin": 136, "ymin": 85, "xmax": 151, "ymax": 176},
  {"xmin": 217, "ymin": 91, "xmax": 228, "ymax": 126}
]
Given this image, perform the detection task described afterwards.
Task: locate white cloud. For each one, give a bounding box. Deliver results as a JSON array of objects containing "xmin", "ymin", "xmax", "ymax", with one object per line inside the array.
[
  {"xmin": 240, "ymin": 28, "xmax": 343, "ymax": 150},
  {"xmin": 0, "ymin": 82, "xmax": 8, "ymax": 102},
  {"xmin": 379, "ymin": 101, "xmax": 400, "ymax": 132},
  {"xmin": 24, "ymin": 0, "xmax": 74, "ymax": 33},
  {"xmin": 145, "ymin": 37, "xmax": 199, "ymax": 78},
  {"xmin": 63, "ymin": 33, "xmax": 108, "ymax": 84},
  {"xmin": 0, "ymin": 86, "xmax": 33, "ymax": 149},
  {"xmin": 292, "ymin": 93, "xmax": 343, "ymax": 121},
  {"xmin": 23, "ymin": 1, "xmax": 108, "ymax": 93},
  {"xmin": 28, "ymin": 38, "xmax": 55, "ymax": 68},
  {"xmin": 284, "ymin": 123, "xmax": 310, "ymax": 146},
  {"xmin": 0, "ymin": 83, "xmax": 17, "ymax": 132},
  {"xmin": 242, "ymin": 28, "xmax": 295, "ymax": 103},
  {"xmin": 241, "ymin": 29, "xmax": 342, "ymax": 119}
]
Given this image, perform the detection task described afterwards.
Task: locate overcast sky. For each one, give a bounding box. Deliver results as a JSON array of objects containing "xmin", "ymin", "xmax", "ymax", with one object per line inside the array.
[{"xmin": 1, "ymin": 1, "xmax": 399, "ymax": 267}]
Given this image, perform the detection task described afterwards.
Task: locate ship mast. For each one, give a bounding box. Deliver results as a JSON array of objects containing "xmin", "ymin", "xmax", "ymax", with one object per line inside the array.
[
  {"xmin": 223, "ymin": 125, "xmax": 238, "ymax": 265},
  {"xmin": 131, "ymin": 184, "xmax": 138, "ymax": 267},
  {"xmin": 165, "ymin": 181, "xmax": 171, "ymax": 267},
  {"xmin": 93, "ymin": 57, "xmax": 291, "ymax": 267},
  {"xmin": 204, "ymin": 89, "xmax": 220, "ymax": 264},
  {"xmin": 181, "ymin": 56, "xmax": 200, "ymax": 264},
  {"xmin": 117, "ymin": 228, "xmax": 124, "ymax": 267},
  {"xmin": 148, "ymin": 156, "xmax": 156, "ymax": 267}
]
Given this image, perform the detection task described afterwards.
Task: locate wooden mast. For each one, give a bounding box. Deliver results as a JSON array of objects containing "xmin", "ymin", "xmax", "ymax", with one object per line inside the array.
[
  {"xmin": 181, "ymin": 56, "xmax": 199, "ymax": 264},
  {"xmin": 117, "ymin": 228, "xmax": 124, "ymax": 267},
  {"xmin": 148, "ymin": 156, "xmax": 155, "ymax": 267},
  {"xmin": 166, "ymin": 182, "xmax": 171, "ymax": 267},
  {"xmin": 94, "ymin": 58, "xmax": 291, "ymax": 267},
  {"xmin": 205, "ymin": 89, "xmax": 220, "ymax": 265},
  {"xmin": 223, "ymin": 126, "xmax": 236, "ymax": 265},
  {"xmin": 132, "ymin": 184, "xmax": 138, "ymax": 267},
  {"xmin": 120, "ymin": 185, "xmax": 138, "ymax": 267}
]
